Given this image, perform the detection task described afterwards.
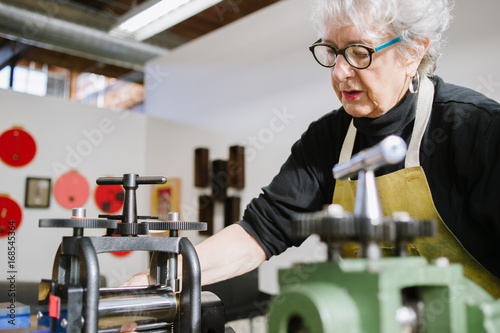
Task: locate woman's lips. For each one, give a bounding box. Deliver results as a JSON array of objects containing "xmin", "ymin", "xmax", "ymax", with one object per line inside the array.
[{"xmin": 342, "ymin": 90, "xmax": 362, "ymax": 100}]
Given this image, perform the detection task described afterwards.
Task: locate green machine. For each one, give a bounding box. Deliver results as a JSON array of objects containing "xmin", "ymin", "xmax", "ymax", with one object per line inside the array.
[{"xmin": 268, "ymin": 136, "xmax": 500, "ymax": 333}]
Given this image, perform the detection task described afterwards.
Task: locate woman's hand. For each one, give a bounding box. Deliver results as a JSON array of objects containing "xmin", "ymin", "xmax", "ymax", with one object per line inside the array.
[{"xmin": 121, "ymin": 269, "xmax": 150, "ymax": 287}]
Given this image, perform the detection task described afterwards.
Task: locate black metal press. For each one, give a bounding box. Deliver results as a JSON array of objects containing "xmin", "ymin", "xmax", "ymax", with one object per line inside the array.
[{"xmin": 37, "ymin": 173, "xmax": 223, "ymax": 333}]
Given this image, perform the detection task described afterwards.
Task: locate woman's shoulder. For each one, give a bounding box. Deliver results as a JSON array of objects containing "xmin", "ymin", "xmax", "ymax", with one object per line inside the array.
[
  {"xmin": 290, "ymin": 107, "xmax": 352, "ymax": 160},
  {"xmin": 304, "ymin": 107, "xmax": 352, "ymax": 136},
  {"xmin": 432, "ymin": 75, "xmax": 500, "ymax": 117}
]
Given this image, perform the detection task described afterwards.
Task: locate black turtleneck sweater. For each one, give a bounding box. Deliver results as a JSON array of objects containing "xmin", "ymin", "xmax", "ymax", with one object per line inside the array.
[{"xmin": 238, "ymin": 76, "xmax": 500, "ymax": 278}]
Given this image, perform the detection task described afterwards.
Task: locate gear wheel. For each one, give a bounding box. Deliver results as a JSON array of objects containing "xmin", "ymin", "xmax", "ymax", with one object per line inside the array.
[
  {"xmin": 393, "ymin": 214, "xmax": 436, "ymax": 241},
  {"xmin": 292, "ymin": 204, "xmax": 355, "ymax": 240},
  {"xmin": 109, "ymin": 222, "xmax": 149, "ymax": 236},
  {"xmin": 291, "ymin": 206, "xmax": 436, "ymax": 257},
  {"xmin": 39, "ymin": 218, "xmax": 118, "ymax": 229},
  {"xmin": 145, "ymin": 221, "xmax": 207, "ymax": 231}
]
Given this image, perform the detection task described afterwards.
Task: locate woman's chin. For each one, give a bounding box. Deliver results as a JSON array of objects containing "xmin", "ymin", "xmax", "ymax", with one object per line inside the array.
[
  {"xmin": 343, "ymin": 101, "xmax": 385, "ymax": 118},
  {"xmin": 345, "ymin": 107, "xmax": 377, "ymax": 118}
]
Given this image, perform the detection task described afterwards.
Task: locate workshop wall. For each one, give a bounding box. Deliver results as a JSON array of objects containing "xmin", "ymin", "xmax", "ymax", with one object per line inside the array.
[
  {"xmin": 0, "ymin": 89, "xmax": 150, "ymax": 285},
  {"xmin": 0, "ymin": 89, "xmax": 238, "ymax": 286},
  {"xmin": 435, "ymin": 0, "xmax": 500, "ymax": 103},
  {"xmin": 143, "ymin": 116, "xmax": 241, "ymax": 244}
]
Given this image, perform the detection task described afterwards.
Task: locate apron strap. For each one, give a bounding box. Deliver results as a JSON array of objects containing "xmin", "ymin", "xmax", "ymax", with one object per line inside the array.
[
  {"xmin": 337, "ymin": 75, "xmax": 435, "ymax": 167},
  {"xmin": 338, "ymin": 120, "xmax": 357, "ymax": 164},
  {"xmin": 405, "ymin": 75, "xmax": 434, "ymax": 168}
]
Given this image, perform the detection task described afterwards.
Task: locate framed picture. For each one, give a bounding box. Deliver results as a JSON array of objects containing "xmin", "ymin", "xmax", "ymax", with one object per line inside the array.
[
  {"xmin": 151, "ymin": 178, "xmax": 181, "ymax": 221},
  {"xmin": 25, "ymin": 177, "xmax": 51, "ymax": 208}
]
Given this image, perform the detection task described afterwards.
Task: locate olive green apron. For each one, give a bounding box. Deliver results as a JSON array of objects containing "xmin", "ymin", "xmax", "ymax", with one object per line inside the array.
[{"xmin": 332, "ymin": 76, "xmax": 500, "ymax": 297}]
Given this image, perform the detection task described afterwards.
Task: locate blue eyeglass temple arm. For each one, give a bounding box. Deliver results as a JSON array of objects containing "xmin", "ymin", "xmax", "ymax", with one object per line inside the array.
[{"xmin": 374, "ymin": 36, "xmax": 403, "ymax": 52}]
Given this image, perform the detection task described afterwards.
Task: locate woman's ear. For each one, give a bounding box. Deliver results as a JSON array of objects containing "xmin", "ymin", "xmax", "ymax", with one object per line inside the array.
[{"xmin": 406, "ymin": 38, "xmax": 430, "ymax": 76}]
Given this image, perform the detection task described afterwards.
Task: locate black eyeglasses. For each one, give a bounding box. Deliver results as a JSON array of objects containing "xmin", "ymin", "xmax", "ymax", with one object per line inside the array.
[{"xmin": 309, "ymin": 36, "xmax": 403, "ymax": 69}]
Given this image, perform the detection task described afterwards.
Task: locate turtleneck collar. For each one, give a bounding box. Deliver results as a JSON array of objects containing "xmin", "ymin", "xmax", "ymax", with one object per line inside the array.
[{"xmin": 353, "ymin": 90, "xmax": 418, "ymax": 137}]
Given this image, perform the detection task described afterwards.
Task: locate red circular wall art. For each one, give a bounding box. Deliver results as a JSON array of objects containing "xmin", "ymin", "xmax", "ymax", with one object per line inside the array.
[
  {"xmin": 94, "ymin": 185, "xmax": 124, "ymax": 214},
  {"xmin": 0, "ymin": 195, "xmax": 22, "ymax": 237},
  {"xmin": 54, "ymin": 171, "xmax": 90, "ymax": 209},
  {"xmin": 0, "ymin": 127, "xmax": 37, "ymax": 167},
  {"xmin": 111, "ymin": 250, "xmax": 132, "ymax": 257}
]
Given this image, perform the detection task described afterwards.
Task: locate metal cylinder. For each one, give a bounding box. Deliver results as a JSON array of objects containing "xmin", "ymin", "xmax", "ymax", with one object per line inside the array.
[
  {"xmin": 333, "ymin": 135, "xmax": 407, "ymax": 179},
  {"xmin": 97, "ymin": 286, "xmax": 177, "ymax": 331},
  {"xmin": 72, "ymin": 208, "xmax": 86, "ymax": 218},
  {"xmin": 167, "ymin": 212, "xmax": 180, "ymax": 291},
  {"xmin": 70, "ymin": 208, "xmax": 85, "ymax": 283},
  {"xmin": 168, "ymin": 212, "xmax": 180, "ymax": 222},
  {"xmin": 122, "ymin": 174, "xmax": 138, "ymax": 225}
]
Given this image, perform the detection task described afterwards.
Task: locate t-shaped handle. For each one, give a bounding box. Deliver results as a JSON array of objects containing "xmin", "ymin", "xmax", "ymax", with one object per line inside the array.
[
  {"xmin": 332, "ymin": 135, "xmax": 407, "ymax": 180},
  {"xmin": 332, "ymin": 135, "xmax": 407, "ymax": 259},
  {"xmin": 96, "ymin": 174, "xmax": 166, "ymax": 225}
]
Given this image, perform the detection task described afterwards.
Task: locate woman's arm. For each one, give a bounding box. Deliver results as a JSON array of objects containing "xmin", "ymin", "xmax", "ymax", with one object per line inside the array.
[
  {"xmin": 196, "ymin": 223, "xmax": 266, "ymax": 286},
  {"xmin": 123, "ymin": 224, "xmax": 266, "ymax": 286}
]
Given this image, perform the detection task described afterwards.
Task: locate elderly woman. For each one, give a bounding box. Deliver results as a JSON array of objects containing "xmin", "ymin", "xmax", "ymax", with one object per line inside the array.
[{"xmin": 131, "ymin": 0, "xmax": 500, "ymax": 296}]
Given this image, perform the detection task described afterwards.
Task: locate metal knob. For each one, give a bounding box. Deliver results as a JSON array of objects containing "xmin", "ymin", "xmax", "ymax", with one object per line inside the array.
[{"xmin": 333, "ymin": 135, "xmax": 407, "ymax": 179}]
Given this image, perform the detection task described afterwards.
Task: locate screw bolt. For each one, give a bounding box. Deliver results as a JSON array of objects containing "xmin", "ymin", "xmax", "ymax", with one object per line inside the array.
[{"xmin": 434, "ymin": 257, "xmax": 450, "ymax": 267}]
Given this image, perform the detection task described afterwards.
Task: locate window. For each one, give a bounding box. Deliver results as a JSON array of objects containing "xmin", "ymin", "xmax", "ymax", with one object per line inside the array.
[
  {"xmin": 0, "ymin": 60, "xmax": 144, "ymax": 111},
  {"xmin": 0, "ymin": 66, "xmax": 10, "ymax": 89},
  {"xmin": 12, "ymin": 66, "xmax": 48, "ymax": 96}
]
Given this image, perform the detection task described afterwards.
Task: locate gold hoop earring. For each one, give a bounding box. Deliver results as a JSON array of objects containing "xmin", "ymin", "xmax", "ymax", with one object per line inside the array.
[{"xmin": 409, "ymin": 72, "xmax": 420, "ymax": 94}]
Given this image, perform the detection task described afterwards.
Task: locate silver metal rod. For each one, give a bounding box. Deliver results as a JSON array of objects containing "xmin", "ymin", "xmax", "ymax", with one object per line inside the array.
[
  {"xmin": 333, "ymin": 135, "xmax": 407, "ymax": 180},
  {"xmin": 354, "ymin": 170, "xmax": 383, "ymax": 223},
  {"xmin": 97, "ymin": 286, "xmax": 177, "ymax": 330},
  {"xmin": 168, "ymin": 212, "xmax": 180, "ymax": 292}
]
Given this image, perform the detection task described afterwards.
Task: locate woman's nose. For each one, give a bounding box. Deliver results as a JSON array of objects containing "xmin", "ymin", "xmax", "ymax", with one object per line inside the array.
[{"xmin": 331, "ymin": 54, "xmax": 355, "ymax": 83}]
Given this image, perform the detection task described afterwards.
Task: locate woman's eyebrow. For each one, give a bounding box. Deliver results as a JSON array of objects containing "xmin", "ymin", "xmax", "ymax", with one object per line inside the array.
[{"xmin": 322, "ymin": 38, "xmax": 368, "ymax": 47}]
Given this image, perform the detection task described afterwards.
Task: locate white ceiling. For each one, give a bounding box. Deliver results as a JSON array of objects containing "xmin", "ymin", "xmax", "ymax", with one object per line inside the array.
[
  {"xmin": 145, "ymin": 0, "xmax": 335, "ymax": 139},
  {"xmin": 144, "ymin": 0, "xmax": 500, "ymax": 140}
]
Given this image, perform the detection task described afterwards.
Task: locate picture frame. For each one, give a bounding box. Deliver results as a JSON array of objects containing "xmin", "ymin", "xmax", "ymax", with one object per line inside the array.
[
  {"xmin": 25, "ymin": 177, "xmax": 51, "ymax": 208},
  {"xmin": 151, "ymin": 178, "xmax": 181, "ymax": 221}
]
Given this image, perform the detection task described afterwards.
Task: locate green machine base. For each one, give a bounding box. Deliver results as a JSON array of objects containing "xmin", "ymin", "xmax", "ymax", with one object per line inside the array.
[{"xmin": 268, "ymin": 257, "xmax": 500, "ymax": 333}]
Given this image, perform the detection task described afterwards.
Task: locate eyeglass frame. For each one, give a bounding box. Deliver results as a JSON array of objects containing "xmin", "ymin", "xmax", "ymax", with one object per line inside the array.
[{"xmin": 309, "ymin": 36, "xmax": 403, "ymax": 69}]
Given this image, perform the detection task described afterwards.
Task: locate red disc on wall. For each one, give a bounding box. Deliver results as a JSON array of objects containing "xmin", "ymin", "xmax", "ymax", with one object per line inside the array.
[
  {"xmin": 54, "ymin": 171, "xmax": 90, "ymax": 209},
  {"xmin": 111, "ymin": 250, "xmax": 132, "ymax": 257},
  {"xmin": 0, "ymin": 127, "xmax": 37, "ymax": 167},
  {"xmin": 0, "ymin": 195, "xmax": 22, "ymax": 237},
  {"xmin": 94, "ymin": 185, "xmax": 124, "ymax": 214}
]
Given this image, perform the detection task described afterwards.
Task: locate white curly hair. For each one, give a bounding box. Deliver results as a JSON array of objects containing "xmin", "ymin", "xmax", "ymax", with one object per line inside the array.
[{"xmin": 311, "ymin": 0, "xmax": 454, "ymax": 76}]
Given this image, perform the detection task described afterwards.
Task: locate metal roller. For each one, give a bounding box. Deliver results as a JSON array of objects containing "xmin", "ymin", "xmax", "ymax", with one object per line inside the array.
[{"xmin": 97, "ymin": 286, "xmax": 177, "ymax": 331}]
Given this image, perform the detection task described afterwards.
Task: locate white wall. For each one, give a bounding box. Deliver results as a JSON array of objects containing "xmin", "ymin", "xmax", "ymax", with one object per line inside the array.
[
  {"xmin": 435, "ymin": 0, "xmax": 500, "ymax": 102},
  {"xmin": 0, "ymin": 89, "xmax": 151, "ymax": 285},
  {"xmin": 144, "ymin": 0, "xmax": 500, "ymax": 294},
  {"xmin": 0, "ymin": 89, "xmax": 239, "ymax": 286},
  {"xmin": 144, "ymin": 116, "xmax": 240, "ymax": 243}
]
